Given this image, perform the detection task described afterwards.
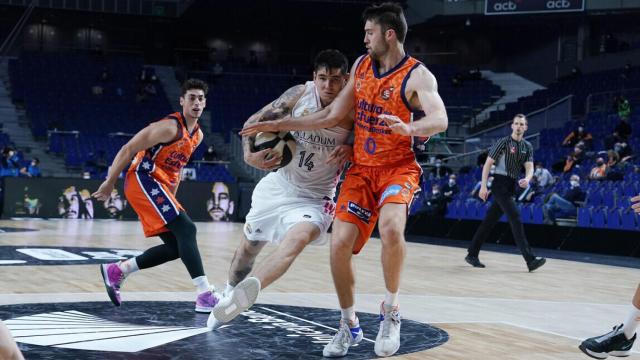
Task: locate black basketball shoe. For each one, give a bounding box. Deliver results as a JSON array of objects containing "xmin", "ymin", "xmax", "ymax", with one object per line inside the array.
[
  {"xmin": 527, "ymin": 257, "xmax": 546, "ymax": 272},
  {"xmin": 465, "ymin": 255, "xmax": 485, "ymax": 268},
  {"xmin": 579, "ymin": 324, "xmax": 636, "ymax": 359}
]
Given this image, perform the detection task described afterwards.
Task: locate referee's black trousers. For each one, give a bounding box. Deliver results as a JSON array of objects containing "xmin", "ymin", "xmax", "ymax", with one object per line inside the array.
[{"xmin": 467, "ymin": 175, "xmax": 535, "ymax": 263}]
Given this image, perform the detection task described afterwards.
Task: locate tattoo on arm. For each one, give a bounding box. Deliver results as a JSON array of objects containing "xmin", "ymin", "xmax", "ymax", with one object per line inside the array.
[{"xmin": 243, "ymin": 85, "xmax": 303, "ymax": 153}]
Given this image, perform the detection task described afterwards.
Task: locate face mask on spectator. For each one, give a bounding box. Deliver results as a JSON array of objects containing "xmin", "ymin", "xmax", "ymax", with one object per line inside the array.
[
  {"xmin": 490, "ymin": 165, "xmax": 495, "ymax": 175},
  {"xmin": 435, "ymin": 161, "xmax": 441, "ymax": 168},
  {"xmin": 448, "ymin": 179, "xmax": 456, "ymax": 186},
  {"xmin": 570, "ymin": 180, "xmax": 579, "ymax": 187},
  {"xmin": 486, "ymin": 181, "xmax": 492, "ymax": 188},
  {"xmin": 432, "ymin": 190, "xmax": 439, "ymax": 195}
]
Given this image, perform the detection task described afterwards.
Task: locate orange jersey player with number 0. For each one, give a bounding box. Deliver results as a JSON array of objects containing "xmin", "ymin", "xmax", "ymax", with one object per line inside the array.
[{"xmin": 240, "ymin": 3, "xmax": 447, "ymax": 357}]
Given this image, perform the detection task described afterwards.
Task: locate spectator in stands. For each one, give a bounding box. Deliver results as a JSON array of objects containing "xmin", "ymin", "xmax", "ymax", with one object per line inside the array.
[
  {"xmin": 1, "ymin": 147, "xmax": 20, "ymax": 177},
  {"xmin": 618, "ymin": 96, "xmax": 632, "ymax": 121},
  {"xmin": 20, "ymin": 157, "xmax": 41, "ymax": 178},
  {"xmin": 418, "ymin": 184, "xmax": 447, "ymax": 217},
  {"xmin": 562, "ymin": 124, "xmax": 593, "ymax": 149},
  {"xmin": 552, "ymin": 144, "xmax": 585, "ymax": 173},
  {"xmin": 430, "ymin": 158, "xmax": 452, "ymax": 179},
  {"xmin": 542, "ymin": 174, "xmax": 586, "ymax": 225},
  {"xmin": 442, "ymin": 174, "xmax": 459, "ymax": 202},
  {"xmin": 589, "ymin": 157, "xmax": 607, "ymax": 180},
  {"xmin": 605, "ymin": 115, "xmax": 632, "ymax": 150},
  {"xmin": 606, "ymin": 150, "xmax": 628, "ymax": 181},
  {"xmin": 533, "ymin": 161, "xmax": 554, "ymax": 188},
  {"xmin": 614, "ymin": 140, "xmax": 633, "ymax": 159},
  {"xmin": 203, "ymin": 145, "xmax": 218, "ymax": 161}
]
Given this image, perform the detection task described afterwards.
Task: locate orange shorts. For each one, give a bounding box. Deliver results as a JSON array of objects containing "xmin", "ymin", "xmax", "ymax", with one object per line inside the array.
[
  {"xmin": 335, "ymin": 161, "xmax": 421, "ymax": 254},
  {"xmin": 124, "ymin": 171, "xmax": 184, "ymax": 237}
]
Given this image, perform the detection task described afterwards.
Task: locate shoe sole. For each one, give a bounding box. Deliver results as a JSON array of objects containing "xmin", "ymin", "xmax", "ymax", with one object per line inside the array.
[
  {"xmin": 100, "ymin": 264, "xmax": 121, "ymax": 307},
  {"xmin": 211, "ymin": 277, "xmax": 260, "ymax": 325},
  {"xmin": 194, "ymin": 306, "xmax": 212, "ymax": 314},
  {"xmin": 579, "ymin": 344, "xmax": 608, "ymax": 359}
]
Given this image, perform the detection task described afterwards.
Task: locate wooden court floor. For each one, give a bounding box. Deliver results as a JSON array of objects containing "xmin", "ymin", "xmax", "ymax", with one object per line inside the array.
[{"xmin": 1, "ymin": 218, "xmax": 639, "ymax": 359}]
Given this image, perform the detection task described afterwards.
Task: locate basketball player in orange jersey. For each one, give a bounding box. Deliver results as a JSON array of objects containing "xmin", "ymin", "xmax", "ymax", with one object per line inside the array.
[
  {"xmin": 241, "ymin": 3, "xmax": 448, "ymax": 357},
  {"xmin": 92, "ymin": 79, "xmax": 228, "ymax": 314}
]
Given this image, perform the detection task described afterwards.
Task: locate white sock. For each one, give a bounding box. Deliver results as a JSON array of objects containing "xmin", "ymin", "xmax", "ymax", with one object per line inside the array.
[
  {"xmin": 117, "ymin": 258, "xmax": 139, "ymax": 275},
  {"xmin": 384, "ymin": 291, "xmax": 399, "ymax": 309},
  {"xmin": 341, "ymin": 306, "xmax": 356, "ymax": 323},
  {"xmin": 622, "ymin": 305, "xmax": 640, "ymax": 340},
  {"xmin": 192, "ymin": 276, "xmax": 210, "ymax": 294},
  {"xmin": 224, "ymin": 281, "xmax": 235, "ymax": 297}
]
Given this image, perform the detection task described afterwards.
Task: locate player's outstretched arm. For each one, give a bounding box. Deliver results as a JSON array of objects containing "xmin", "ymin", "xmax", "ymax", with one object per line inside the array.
[
  {"xmin": 242, "ymin": 85, "xmax": 305, "ymax": 170},
  {"xmin": 380, "ymin": 66, "xmax": 448, "ymax": 137},
  {"xmin": 92, "ymin": 121, "xmax": 179, "ymax": 201},
  {"xmin": 240, "ymin": 57, "xmax": 362, "ymax": 136}
]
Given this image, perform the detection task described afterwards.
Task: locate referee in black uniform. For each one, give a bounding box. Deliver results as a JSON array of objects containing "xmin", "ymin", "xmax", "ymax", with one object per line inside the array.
[{"xmin": 465, "ymin": 114, "xmax": 546, "ymax": 272}]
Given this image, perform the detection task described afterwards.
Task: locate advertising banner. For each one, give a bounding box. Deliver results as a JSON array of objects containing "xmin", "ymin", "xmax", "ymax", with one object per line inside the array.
[
  {"xmin": 485, "ymin": 0, "xmax": 585, "ymax": 15},
  {"xmin": 1, "ymin": 177, "xmax": 238, "ymax": 222}
]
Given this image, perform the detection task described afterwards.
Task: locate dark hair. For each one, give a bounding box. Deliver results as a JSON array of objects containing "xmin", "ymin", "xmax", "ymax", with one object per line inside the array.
[
  {"xmin": 181, "ymin": 78, "xmax": 208, "ymax": 96},
  {"xmin": 313, "ymin": 49, "xmax": 349, "ymax": 75},
  {"xmin": 362, "ymin": 2, "xmax": 407, "ymax": 43},
  {"xmin": 513, "ymin": 113, "xmax": 527, "ymax": 124},
  {"xmin": 32, "ymin": 157, "xmax": 40, "ymax": 164}
]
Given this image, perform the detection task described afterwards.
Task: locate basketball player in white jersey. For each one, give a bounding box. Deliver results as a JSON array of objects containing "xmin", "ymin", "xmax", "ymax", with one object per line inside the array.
[{"xmin": 208, "ymin": 49, "xmax": 354, "ymax": 328}]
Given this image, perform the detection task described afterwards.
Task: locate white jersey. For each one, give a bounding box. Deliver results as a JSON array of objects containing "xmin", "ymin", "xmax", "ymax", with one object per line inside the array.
[{"xmin": 275, "ymin": 81, "xmax": 351, "ymax": 199}]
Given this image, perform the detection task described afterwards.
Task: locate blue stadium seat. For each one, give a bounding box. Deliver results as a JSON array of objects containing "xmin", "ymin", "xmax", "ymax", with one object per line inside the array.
[
  {"xmin": 591, "ymin": 207, "xmax": 607, "ymax": 228},
  {"xmin": 621, "ymin": 210, "xmax": 637, "ymax": 231},
  {"xmin": 577, "ymin": 207, "xmax": 591, "ymax": 227}
]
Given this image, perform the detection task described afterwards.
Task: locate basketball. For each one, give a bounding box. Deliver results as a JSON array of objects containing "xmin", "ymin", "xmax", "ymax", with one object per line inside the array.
[{"xmin": 253, "ymin": 131, "xmax": 296, "ymax": 168}]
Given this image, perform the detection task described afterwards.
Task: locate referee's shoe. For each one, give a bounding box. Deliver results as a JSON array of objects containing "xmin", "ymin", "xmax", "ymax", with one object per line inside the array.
[{"xmin": 526, "ymin": 257, "xmax": 546, "ymax": 272}]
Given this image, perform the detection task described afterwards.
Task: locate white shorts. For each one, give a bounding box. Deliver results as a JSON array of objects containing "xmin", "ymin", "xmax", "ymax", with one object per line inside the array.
[{"xmin": 243, "ymin": 173, "xmax": 335, "ymax": 245}]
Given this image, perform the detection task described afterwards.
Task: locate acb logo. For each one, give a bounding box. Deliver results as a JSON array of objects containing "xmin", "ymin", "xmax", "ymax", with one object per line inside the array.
[
  {"xmin": 546, "ymin": 0, "xmax": 571, "ymax": 9},
  {"xmin": 493, "ymin": 1, "xmax": 517, "ymax": 11}
]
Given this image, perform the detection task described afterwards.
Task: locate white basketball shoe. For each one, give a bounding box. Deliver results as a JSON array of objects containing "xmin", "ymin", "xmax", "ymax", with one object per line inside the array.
[
  {"xmin": 207, "ymin": 277, "xmax": 260, "ymax": 329},
  {"xmin": 374, "ymin": 302, "xmax": 401, "ymax": 357},
  {"xmin": 323, "ymin": 317, "xmax": 363, "ymax": 357}
]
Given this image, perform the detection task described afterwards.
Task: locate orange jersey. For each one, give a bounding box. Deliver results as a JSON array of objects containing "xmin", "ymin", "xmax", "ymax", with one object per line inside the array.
[
  {"xmin": 124, "ymin": 112, "xmax": 201, "ymax": 237},
  {"xmin": 353, "ymin": 54, "xmax": 423, "ymax": 167},
  {"xmin": 128, "ymin": 112, "xmax": 202, "ymax": 187}
]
